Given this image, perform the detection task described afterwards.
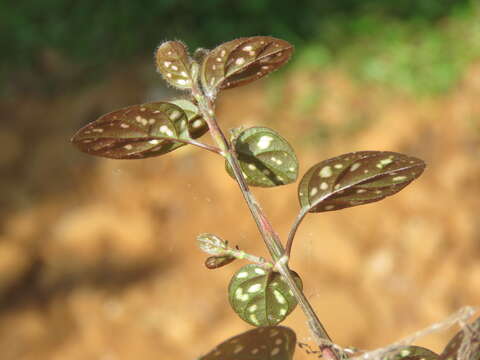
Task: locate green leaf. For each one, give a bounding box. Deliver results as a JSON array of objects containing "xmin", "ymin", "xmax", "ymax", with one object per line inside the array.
[
  {"xmin": 155, "ymin": 41, "xmax": 195, "ymax": 90},
  {"xmin": 198, "ymin": 326, "xmax": 296, "ymax": 360},
  {"xmin": 298, "ymin": 151, "xmax": 425, "ymax": 213},
  {"xmin": 226, "ymin": 127, "xmax": 298, "ymax": 187},
  {"xmin": 169, "ymin": 99, "xmax": 209, "ymax": 138},
  {"xmin": 439, "ymin": 317, "xmax": 480, "ymax": 360},
  {"xmin": 201, "ymin": 36, "xmax": 293, "ymax": 96},
  {"xmin": 71, "ymin": 102, "xmax": 191, "ymax": 159},
  {"xmin": 228, "ymin": 264, "xmax": 302, "ymax": 327},
  {"xmin": 386, "ymin": 346, "xmax": 439, "ymax": 360}
]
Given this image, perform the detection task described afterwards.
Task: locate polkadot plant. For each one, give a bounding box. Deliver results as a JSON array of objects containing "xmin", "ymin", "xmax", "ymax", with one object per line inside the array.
[{"xmin": 71, "ymin": 37, "xmax": 479, "ymax": 360}]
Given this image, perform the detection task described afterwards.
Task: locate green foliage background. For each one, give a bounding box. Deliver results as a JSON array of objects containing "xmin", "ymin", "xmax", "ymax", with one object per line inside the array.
[{"xmin": 1, "ymin": 0, "xmax": 479, "ymax": 95}]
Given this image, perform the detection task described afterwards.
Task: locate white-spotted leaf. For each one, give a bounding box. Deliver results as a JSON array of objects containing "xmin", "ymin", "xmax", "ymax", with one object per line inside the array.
[
  {"xmin": 201, "ymin": 36, "xmax": 293, "ymax": 95},
  {"xmin": 226, "ymin": 127, "xmax": 298, "ymax": 187},
  {"xmin": 298, "ymin": 151, "xmax": 425, "ymax": 213},
  {"xmin": 198, "ymin": 326, "xmax": 296, "ymax": 360},
  {"xmin": 439, "ymin": 317, "xmax": 480, "ymax": 360},
  {"xmin": 155, "ymin": 41, "xmax": 195, "ymax": 90},
  {"xmin": 386, "ymin": 347, "xmax": 439, "ymax": 360},
  {"xmin": 169, "ymin": 99, "xmax": 209, "ymax": 138},
  {"xmin": 228, "ymin": 264, "xmax": 302, "ymax": 327},
  {"xmin": 71, "ymin": 102, "xmax": 191, "ymax": 159}
]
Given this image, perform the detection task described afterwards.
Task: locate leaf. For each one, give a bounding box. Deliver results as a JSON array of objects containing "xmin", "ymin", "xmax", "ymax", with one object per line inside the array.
[
  {"xmin": 226, "ymin": 127, "xmax": 298, "ymax": 187},
  {"xmin": 155, "ymin": 41, "xmax": 195, "ymax": 90},
  {"xmin": 201, "ymin": 36, "xmax": 293, "ymax": 95},
  {"xmin": 228, "ymin": 264, "xmax": 302, "ymax": 327},
  {"xmin": 198, "ymin": 326, "xmax": 296, "ymax": 360},
  {"xmin": 169, "ymin": 99, "xmax": 209, "ymax": 138},
  {"xmin": 205, "ymin": 255, "xmax": 236, "ymax": 269},
  {"xmin": 439, "ymin": 317, "xmax": 480, "ymax": 360},
  {"xmin": 298, "ymin": 151, "xmax": 425, "ymax": 213},
  {"xmin": 386, "ymin": 346, "xmax": 439, "ymax": 360},
  {"xmin": 71, "ymin": 102, "xmax": 191, "ymax": 159},
  {"xmin": 193, "ymin": 47, "xmax": 210, "ymax": 63},
  {"xmin": 197, "ymin": 233, "xmax": 229, "ymax": 255}
]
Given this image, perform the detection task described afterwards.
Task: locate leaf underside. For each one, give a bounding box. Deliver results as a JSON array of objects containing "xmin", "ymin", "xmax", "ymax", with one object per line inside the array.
[
  {"xmin": 298, "ymin": 151, "xmax": 426, "ymax": 213},
  {"xmin": 228, "ymin": 264, "xmax": 302, "ymax": 327},
  {"xmin": 201, "ymin": 36, "xmax": 293, "ymax": 95},
  {"xmin": 226, "ymin": 127, "xmax": 298, "ymax": 187},
  {"xmin": 199, "ymin": 326, "xmax": 296, "ymax": 360}
]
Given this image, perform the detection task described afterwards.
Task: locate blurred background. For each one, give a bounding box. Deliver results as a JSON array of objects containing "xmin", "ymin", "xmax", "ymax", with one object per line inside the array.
[{"xmin": 1, "ymin": 0, "xmax": 480, "ymax": 359}]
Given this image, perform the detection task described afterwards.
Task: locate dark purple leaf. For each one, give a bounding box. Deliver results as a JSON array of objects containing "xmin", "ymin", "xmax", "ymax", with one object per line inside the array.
[
  {"xmin": 71, "ymin": 102, "xmax": 191, "ymax": 159},
  {"xmin": 201, "ymin": 36, "xmax": 293, "ymax": 95},
  {"xmin": 298, "ymin": 151, "xmax": 425, "ymax": 213}
]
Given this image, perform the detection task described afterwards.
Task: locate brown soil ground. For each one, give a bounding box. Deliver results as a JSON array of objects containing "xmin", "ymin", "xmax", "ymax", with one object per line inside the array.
[{"xmin": 1, "ymin": 62, "xmax": 479, "ymax": 360}]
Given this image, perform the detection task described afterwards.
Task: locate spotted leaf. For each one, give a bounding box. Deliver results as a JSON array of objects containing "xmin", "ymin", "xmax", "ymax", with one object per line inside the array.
[
  {"xmin": 198, "ymin": 326, "xmax": 296, "ymax": 360},
  {"xmin": 205, "ymin": 254, "xmax": 236, "ymax": 269},
  {"xmin": 298, "ymin": 151, "xmax": 425, "ymax": 213},
  {"xmin": 439, "ymin": 317, "xmax": 480, "ymax": 360},
  {"xmin": 201, "ymin": 36, "xmax": 293, "ymax": 95},
  {"xmin": 385, "ymin": 346, "xmax": 439, "ymax": 360},
  {"xmin": 226, "ymin": 127, "xmax": 298, "ymax": 187},
  {"xmin": 155, "ymin": 41, "xmax": 195, "ymax": 90},
  {"xmin": 228, "ymin": 264, "xmax": 302, "ymax": 327},
  {"xmin": 71, "ymin": 102, "xmax": 192, "ymax": 159},
  {"xmin": 169, "ymin": 99, "xmax": 209, "ymax": 138}
]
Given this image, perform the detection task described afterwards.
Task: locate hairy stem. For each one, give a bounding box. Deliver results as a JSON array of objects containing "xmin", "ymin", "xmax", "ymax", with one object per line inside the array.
[{"xmin": 192, "ymin": 86, "xmax": 337, "ymax": 359}]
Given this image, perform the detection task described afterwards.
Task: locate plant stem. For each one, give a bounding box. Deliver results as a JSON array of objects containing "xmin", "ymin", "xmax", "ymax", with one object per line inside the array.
[
  {"xmin": 192, "ymin": 86, "xmax": 338, "ymax": 359},
  {"xmin": 227, "ymin": 247, "xmax": 273, "ymax": 269},
  {"xmin": 192, "ymin": 90, "xmax": 285, "ymax": 262},
  {"xmin": 189, "ymin": 140, "xmax": 222, "ymax": 155},
  {"xmin": 286, "ymin": 208, "xmax": 309, "ymax": 257},
  {"xmin": 175, "ymin": 138, "xmax": 222, "ymax": 154}
]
